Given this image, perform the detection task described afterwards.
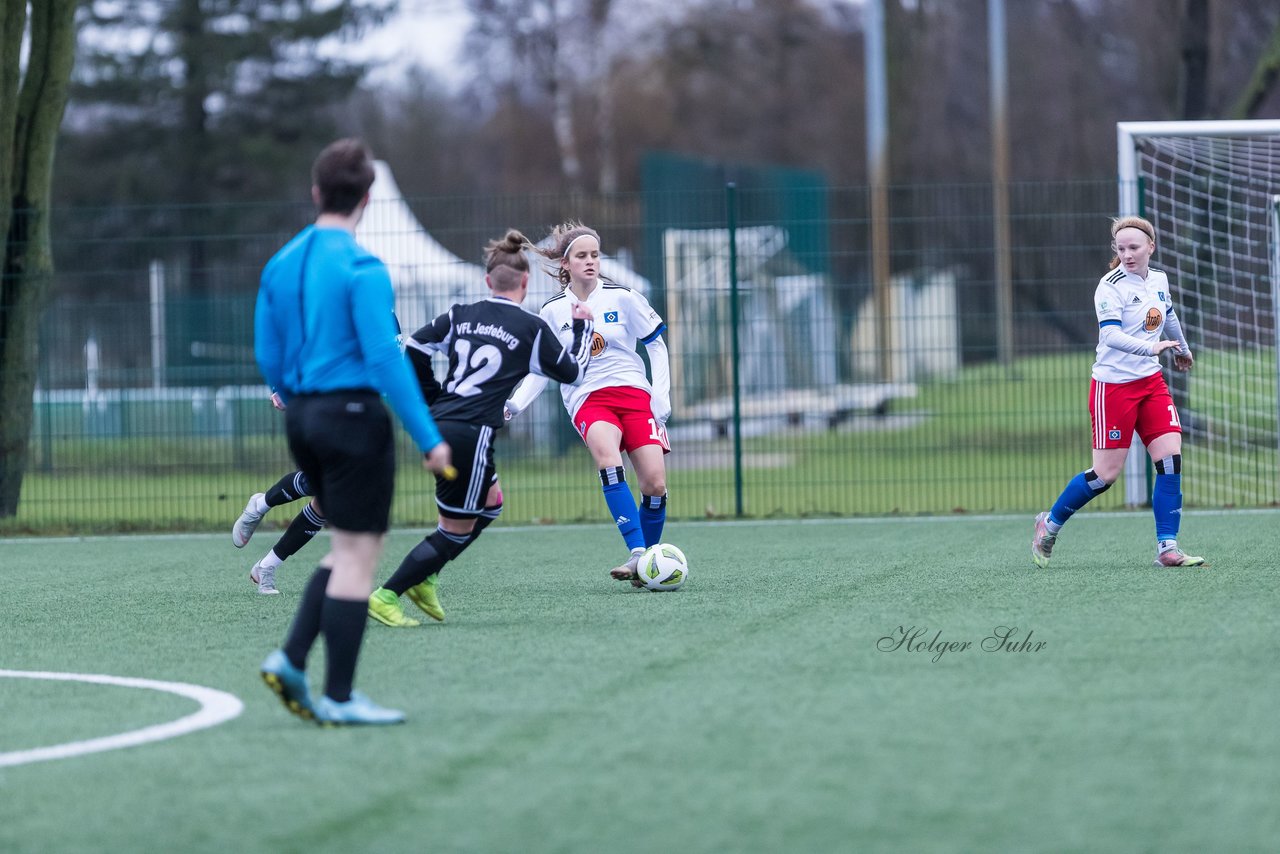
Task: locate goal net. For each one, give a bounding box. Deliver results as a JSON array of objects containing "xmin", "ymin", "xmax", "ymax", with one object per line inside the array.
[{"xmin": 1117, "ymin": 121, "xmax": 1280, "ymax": 507}]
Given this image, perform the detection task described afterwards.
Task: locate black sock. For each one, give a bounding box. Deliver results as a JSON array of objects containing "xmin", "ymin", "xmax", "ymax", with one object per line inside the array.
[
  {"xmin": 453, "ymin": 504, "xmax": 501, "ymax": 560},
  {"xmin": 383, "ymin": 528, "xmax": 468, "ymax": 595},
  {"xmin": 265, "ymin": 470, "xmax": 312, "ymax": 507},
  {"xmin": 273, "ymin": 503, "xmax": 325, "ymax": 560},
  {"xmin": 282, "ymin": 567, "xmax": 330, "ymax": 670},
  {"xmin": 321, "ymin": 597, "xmax": 368, "ymax": 703}
]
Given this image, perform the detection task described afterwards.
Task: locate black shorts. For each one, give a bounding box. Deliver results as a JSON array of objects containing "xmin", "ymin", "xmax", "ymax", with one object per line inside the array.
[
  {"xmin": 434, "ymin": 420, "xmax": 498, "ymax": 519},
  {"xmin": 285, "ymin": 390, "xmax": 395, "ymax": 534}
]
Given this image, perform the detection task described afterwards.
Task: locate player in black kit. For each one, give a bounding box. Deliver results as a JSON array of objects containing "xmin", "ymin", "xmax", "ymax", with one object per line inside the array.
[{"xmin": 367, "ymin": 229, "xmax": 594, "ymax": 627}]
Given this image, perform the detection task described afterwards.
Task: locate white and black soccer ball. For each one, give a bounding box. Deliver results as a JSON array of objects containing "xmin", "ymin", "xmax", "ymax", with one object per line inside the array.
[{"xmin": 636, "ymin": 543, "xmax": 689, "ymax": 591}]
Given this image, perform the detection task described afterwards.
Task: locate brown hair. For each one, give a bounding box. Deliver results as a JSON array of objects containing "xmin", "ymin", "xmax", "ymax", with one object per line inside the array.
[
  {"xmin": 312, "ymin": 138, "xmax": 375, "ymax": 215},
  {"xmin": 484, "ymin": 229, "xmax": 531, "ymax": 292},
  {"xmin": 533, "ymin": 221, "xmax": 602, "ymax": 289},
  {"xmin": 1108, "ymin": 215, "xmax": 1156, "ymax": 270}
]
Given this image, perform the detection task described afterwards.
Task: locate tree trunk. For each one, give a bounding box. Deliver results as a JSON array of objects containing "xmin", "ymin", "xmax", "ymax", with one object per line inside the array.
[
  {"xmin": 0, "ymin": 0, "xmax": 77, "ymax": 518},
  {"xmin": 547, "ymin": 0, "xmax": 582, "ymax": 191},
  {"xmin": 1230, "ymin": 18, "xmax": 1280, "ymax": 118},
  {"xmin": 1179, "ymin": 0, "xmax": 1209, "ymax": 119}
]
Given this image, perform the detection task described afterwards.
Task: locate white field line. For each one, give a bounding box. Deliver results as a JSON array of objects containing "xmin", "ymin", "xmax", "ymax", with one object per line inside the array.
[
  {"xmin": 0, "ymin": 670, "xmax": 243, "ymax": 769},
  {"xmin": 3, "ymin": 507, "xmax": 1278, "ymax": 546}
]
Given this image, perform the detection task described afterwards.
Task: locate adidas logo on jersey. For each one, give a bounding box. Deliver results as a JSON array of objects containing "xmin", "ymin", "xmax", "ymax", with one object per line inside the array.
[
  {"xmin": 1131, "ymin": 295, "xmax": 1141, "ymax": 304},
  {"xmin": 560, "ymin": 322, "xmax": 571, "ymax": 331}
]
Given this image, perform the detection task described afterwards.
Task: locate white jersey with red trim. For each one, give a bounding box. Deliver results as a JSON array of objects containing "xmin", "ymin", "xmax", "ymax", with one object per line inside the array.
[
  {"xmin": 1092, "ymin": 266, "xmax": 1173, "ymax": 384},
  {"xmin": 538, "ymin": 282, "xmax": 666, "ymax": 418}
]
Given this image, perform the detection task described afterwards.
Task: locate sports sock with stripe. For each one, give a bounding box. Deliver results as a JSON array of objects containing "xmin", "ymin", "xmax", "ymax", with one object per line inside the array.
[
  {"xmin": 600, "ymin": 466, "xmax": 645, "ymax": 552},
  {"xmin": 1048, "ymin": 468, "xmax": 1111, "ymax": 528},
  {"xmin": 640, "ymin": 493, "xmax": 667, "ymax": 547},
  {"xmin": 1152, "ymin": 454, "xmax": 1182, "ymax": 543},
  {"xmin": 383, "ymin": 527, "xmax": 470, "ymax": 595},
  {"xmin": 265, "ymin": 471, "xmax": 311, "ymax": 507},
  {"xmin": 271, "ymin": 502, "xmax": 325, "ymax": 561}
]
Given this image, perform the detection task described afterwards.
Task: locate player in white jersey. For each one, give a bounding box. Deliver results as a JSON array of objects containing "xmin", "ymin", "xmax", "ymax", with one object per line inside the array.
[
  {"xmin": 506, "ymin": 221, "xmax": 671, "ymax": 584},
  {"xmin": 1031, "ymin": 216, "xmax": 1204, "ymax": 569}
]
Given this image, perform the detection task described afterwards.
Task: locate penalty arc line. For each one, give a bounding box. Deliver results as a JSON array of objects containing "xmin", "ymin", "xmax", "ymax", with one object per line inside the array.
[{"xmin": 0, "ymin": 670, "xmax": 244, "ymax": 769}]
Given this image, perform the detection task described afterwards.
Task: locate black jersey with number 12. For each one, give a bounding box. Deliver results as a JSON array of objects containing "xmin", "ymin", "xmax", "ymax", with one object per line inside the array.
[{"xmin": 405, "ymin": 297, "xmax": 592, "ymax": 428}]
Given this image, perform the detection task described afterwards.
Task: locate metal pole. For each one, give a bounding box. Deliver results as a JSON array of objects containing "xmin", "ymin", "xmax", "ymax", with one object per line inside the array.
[
  {"xmin": 1116, "ymin": 130, "xmax": 1148, "ymax": 507},
  {"xmin": 149, "ymin": 259, "xmax": 166, "ymax": 390},
  {"xmin": 726, "ymin": 182, "xmax": 744, "ymax": 518},
  {"xmin": 1271, "ymin": 195, "xmax": 1280, "ymax": 495},
  {"xmin": 865, "ymin": 0, "xmax": 892, "ymax": 382},
  {"xmin": 989, "ymin": 0, "xmax": 1014, "ymax": 365},
  {"xmin": 38, "ymin": 316, "xmax": 53, "ymax": 473}
]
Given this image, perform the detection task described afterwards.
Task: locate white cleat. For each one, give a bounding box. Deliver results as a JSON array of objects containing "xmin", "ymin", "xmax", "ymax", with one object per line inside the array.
[
  {"xmin": 1154, "ymin": 547, "xmax": 1206, "ymax": 567},
  {"xmin": 1031, "ymin": 511, "xmax": 1056, "ymax": 568},
  {"xmin": 249, "ymin": 560, "xmax": 280, "ymax": 595},
  {"xmin": 610, "ymin": 548, "xmax": 646, "ymax": 586},
  {"xmin": 232, "ymin": 493, "xmax": 266, "ymax": 548}
]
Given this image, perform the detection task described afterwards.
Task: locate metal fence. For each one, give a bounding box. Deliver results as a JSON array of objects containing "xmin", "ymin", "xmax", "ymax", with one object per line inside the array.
[{"xmin": 10, "ymin": 179, "xmax": 1278, "ymax": 532}]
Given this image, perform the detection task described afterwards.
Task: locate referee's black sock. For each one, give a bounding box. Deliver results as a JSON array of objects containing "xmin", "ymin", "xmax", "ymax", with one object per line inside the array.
[
  {"xmin": 282, "ymin": 567, "xmax": 330, "ymax": 670},
  {"xmin": 320, "ymin": 596, "xmax": 368, "ymax": 704},
  {"xmin": 383, "ymin": 528, "xmax": 468, "ymax": 595}
]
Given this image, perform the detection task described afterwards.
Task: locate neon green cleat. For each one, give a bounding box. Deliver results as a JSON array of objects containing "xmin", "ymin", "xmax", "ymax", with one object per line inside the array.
[
  {"xmin": 368, "ymin": 587, "xmax": 420, "ymax": 628},
  {"xmin": 406, "ymin": 576, "xmax": 445, "ymax": 622}
]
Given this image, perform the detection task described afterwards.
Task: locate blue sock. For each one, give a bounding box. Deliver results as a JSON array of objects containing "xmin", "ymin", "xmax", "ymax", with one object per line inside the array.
[
  {"xmin": 1048, "ymin": 468, "xmax": 1111, "ymax": 527},
  {"xmin": 1152, "ymin": 455, "xmax": 1182, "ymax": 543},
  {"xmin": 640, "ymin": 493, "xmax": 667, "ymax": 547},
  {"xmin": 600, "ymin": 467, "xmax": 645, "ymax": 552}
]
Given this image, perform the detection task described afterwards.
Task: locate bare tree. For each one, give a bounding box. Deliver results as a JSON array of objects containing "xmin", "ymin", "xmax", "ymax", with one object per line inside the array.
[
  {"xmin": 1, "ymin": 0, "xmax": 78, "ymax": 517},
  {"xmin": 1180, "ymin": 0, "xmax": 1210, "ymax": 118},
  {"xmin": 1230, "ymin": 14, "xmax": 1280, "ymax": 117}
]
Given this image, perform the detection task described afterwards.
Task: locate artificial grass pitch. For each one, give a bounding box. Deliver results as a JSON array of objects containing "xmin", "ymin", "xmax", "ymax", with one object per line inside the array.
[{"xmin": 1, "ymin": 512, "xmax": 1277, "ymax": 852}]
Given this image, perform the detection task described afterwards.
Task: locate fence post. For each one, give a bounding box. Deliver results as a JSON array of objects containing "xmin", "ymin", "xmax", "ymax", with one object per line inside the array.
[
  {"xmin": 38, "ymin": 314, "xmax": 53, "ymax": 473},
  {"xmin": 726, "ymin": 182, "xmax": 743, "ymax": 518}
]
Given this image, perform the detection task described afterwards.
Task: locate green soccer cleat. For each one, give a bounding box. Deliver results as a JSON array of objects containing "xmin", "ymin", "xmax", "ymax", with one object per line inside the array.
[
  {"xmin": 405, "ymin": 576, "xmax": 445, "ymax": 622},
  {"xmin": 368, "ymin": 587, "xmax": 420, "ymax": 628}
]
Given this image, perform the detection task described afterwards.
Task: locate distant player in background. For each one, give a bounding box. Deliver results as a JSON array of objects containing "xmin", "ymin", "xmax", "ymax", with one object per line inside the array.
[
  {"xmin": 232, "ymin": 472, "xmax": 323, "ymax": 596},
  {"xmin": 367, "ymin": 229, "xmax": 593, "ymax": 628},
  {"xmin": 231, "ymin": 393, "xmax": 325, "ymax": 596},
  {"xmin": 505, "ymin": 221, "xmax": 671, "ymax": 585},
  {"xmin": 255, "ymin": 138, "xmax": 452, "ymax": 726},
  {"xmin": 1031, "ymin": 215, "xmax": 1204, "ymax": 569}
]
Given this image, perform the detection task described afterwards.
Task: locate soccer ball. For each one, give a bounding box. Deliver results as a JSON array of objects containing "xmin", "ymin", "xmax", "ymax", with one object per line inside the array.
[{"xmin": 636, "ymin": 543, "xmax": 689, "ymax": 591}]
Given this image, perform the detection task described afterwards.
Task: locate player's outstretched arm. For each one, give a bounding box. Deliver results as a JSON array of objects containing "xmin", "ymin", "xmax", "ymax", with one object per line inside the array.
[
  {"xmin": 644, "ymin": 334, "xmax": 672, "ymax": 423},
  {"xmin": 352, "ymin": 265, "xmax": 444, "ymax": 453}
]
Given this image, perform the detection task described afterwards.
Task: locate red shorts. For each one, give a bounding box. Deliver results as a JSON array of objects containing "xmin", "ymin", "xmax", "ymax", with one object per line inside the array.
[
  {"xmin": 572, "ymin": 387, "xmax": 671, "ymax": 454},
  {"xmin": 1089, "ymin": 373, "xmax": 1181, "ymax": 450}
]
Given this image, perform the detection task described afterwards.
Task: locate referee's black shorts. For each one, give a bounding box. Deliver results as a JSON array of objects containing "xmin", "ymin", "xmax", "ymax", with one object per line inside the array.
[
  {"xmin": 284, "ymin": 390, "xmax": 395, "ymax": 534},
  {"xmin": 433, "ymin": 420, "xmax": 497, "ymax": 519}
]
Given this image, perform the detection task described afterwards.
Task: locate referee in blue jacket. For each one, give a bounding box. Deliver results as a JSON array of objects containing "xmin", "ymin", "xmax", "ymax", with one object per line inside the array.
[{"xmin": 255, "ymin": 138, "xmax": 452, "ymax": 726}]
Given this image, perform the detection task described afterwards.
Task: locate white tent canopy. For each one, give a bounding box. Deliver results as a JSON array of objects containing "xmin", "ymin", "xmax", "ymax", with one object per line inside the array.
[
  {"xmin": 356, "ymin": 161, "xmax": 485, "ymax": 333},
  {"xmin": 357, "ymin": 161, "xmax": 652, "ymax": 328}
]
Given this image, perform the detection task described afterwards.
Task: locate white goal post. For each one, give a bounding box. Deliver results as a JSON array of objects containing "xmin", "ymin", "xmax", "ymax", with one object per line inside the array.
[{"xmin": 1116, "ymin": 120, "xmax": 1280, "ymax": 507}]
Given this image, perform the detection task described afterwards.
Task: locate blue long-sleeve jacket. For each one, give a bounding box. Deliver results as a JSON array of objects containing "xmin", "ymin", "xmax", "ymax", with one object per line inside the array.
[{"xmin": 254, "ymin": 225, "xmax": 443, "ymax": 453}]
